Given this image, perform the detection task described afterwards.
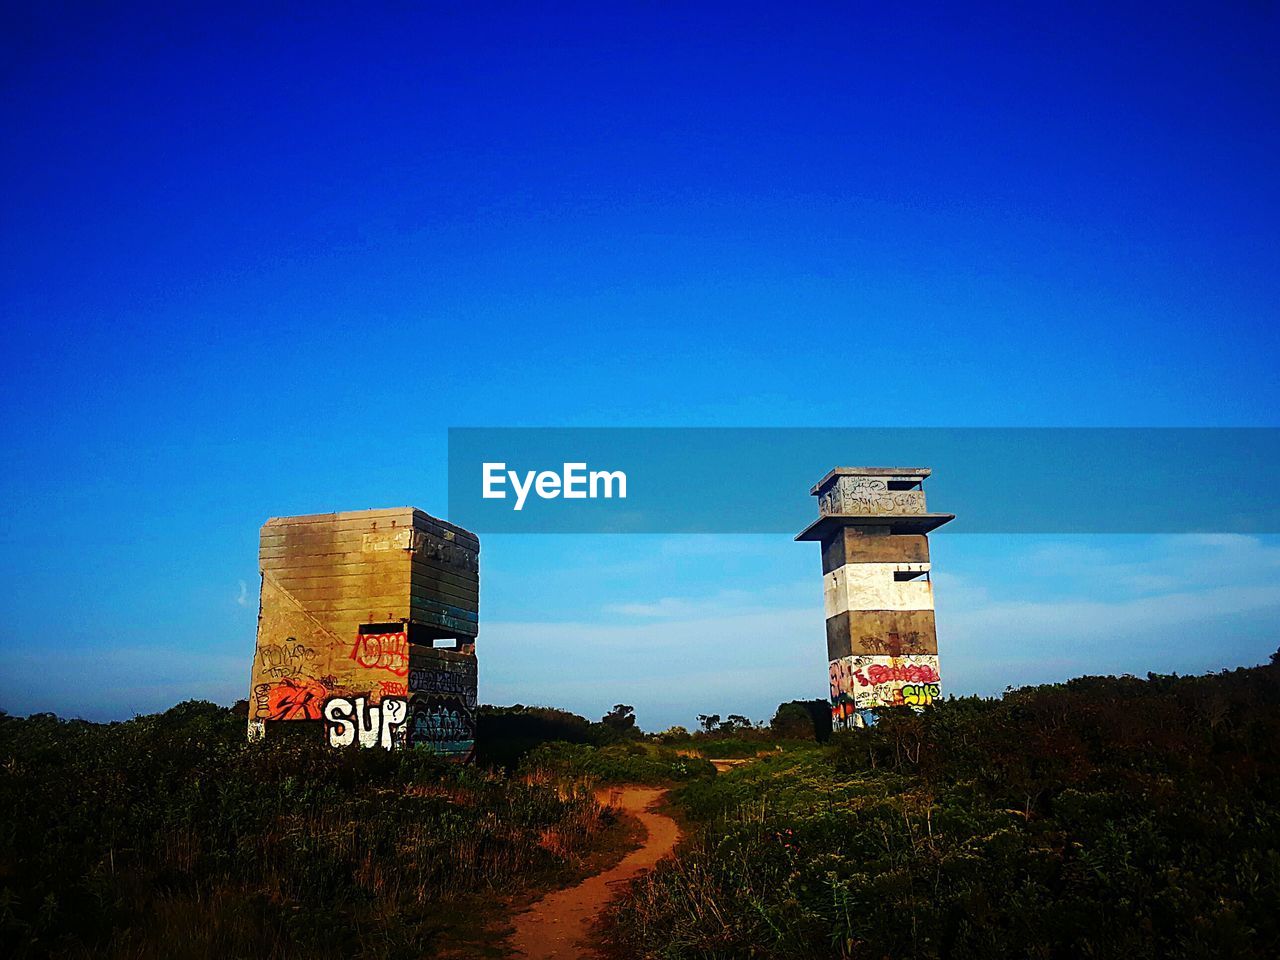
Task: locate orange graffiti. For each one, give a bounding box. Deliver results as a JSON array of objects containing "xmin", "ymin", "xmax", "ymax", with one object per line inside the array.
[{"xmin": 266, "ymin": 676, "xmax": 329, "ymax": 720}]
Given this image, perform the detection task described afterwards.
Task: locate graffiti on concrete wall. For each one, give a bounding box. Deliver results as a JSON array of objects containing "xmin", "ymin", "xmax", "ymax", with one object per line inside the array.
[
  {"xmin": 902, "ymin": 682, "xmax": 940, "ymax": 707},
  {"xmin": 323, "ymin": 696, "xmax": 409, "ymax": 749},
  {"xmin": 250, "ymin": 625, "xmax": 478, "ymax": 760},
  {"xmin": 257, "ymin": 675, "xmax": 330, "ymax": 720},
  {"xmin": 407, "ymin": 656, "xmax": 477, "ymax": 758},
  {"xmin": 349, "ymin": 631, "xmax": 409, "ymax": 676},
  {"xmin": 249, "ymin": 510, "xmax": 480, "ymax": 756},
  {"xmin": 407, "ymin": 658, "xmax": 478, "ymax": 707},
  {"xmin": 829, "ymin": 654, "xmax": 941, "ymax": 728},
  {"xmin": 409, "ymin": 697, "xmax": 475, "ymax": 758},
  {"xmin": 258, "ymin": 639, "xmax": 319, "ymax": 680},
  {"xmin": 819, "ymin": 477, "xmax": 926, "ymax": 517}
]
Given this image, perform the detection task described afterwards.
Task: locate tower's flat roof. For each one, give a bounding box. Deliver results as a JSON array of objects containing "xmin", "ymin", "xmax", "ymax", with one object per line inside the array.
[
  {"xmin": 795, "ymin": 513, "xmax": 955, "ymax": 541},
  {"xmin": 810, "ymin": 466, "xmax": 932, "ymax": 495},
  {"xmin": 261, "ymin": 507, "xmax": 478, "ymax": 545},
  {"xmin": 264, "ymin": 506, "xmax": 420, "ymax": 525}
]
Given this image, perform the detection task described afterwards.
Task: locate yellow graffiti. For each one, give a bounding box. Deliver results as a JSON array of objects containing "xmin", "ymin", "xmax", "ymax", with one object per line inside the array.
[{"xmin": 902, "ymin": 682, "xmax": 941, "ymax": 707}]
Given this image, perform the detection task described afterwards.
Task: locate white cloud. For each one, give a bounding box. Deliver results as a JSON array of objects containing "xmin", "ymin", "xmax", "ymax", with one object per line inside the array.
[
  {"xmin": 480, "ymin": 607, "xmax": 820, "ymax": 728},
  {"xmin": 937, "ymin": 534, "xmax": 1280, "ymax": 694},
  {"xmin": 483, "ymin": 535, "xmax": 1280, "ymax": 728},
  {"xmin": 5, "ymin": 535, "xmax": 1276, "ymax": 730},
  {"xmin": 601, "ymin": 580, "xmax": 813, "ymax": 619}
]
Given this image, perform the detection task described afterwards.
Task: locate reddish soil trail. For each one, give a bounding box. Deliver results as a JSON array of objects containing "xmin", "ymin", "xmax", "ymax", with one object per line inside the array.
[{"xmin": 507, "ymin": 786, "xmax": 679, "ymax": 960}]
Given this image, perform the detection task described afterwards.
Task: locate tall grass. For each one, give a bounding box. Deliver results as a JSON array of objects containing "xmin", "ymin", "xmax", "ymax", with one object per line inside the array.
[
  {"xmin": 604, "ymin": 661, "xmax": 1280, "ymax": 959},
  {"xmin": 522, "ymin": 741, "xmax": 716, "ymax": 785},
  {"xmin": 0, "ymin": 701, "xmax": 613, "ymax": 959}
]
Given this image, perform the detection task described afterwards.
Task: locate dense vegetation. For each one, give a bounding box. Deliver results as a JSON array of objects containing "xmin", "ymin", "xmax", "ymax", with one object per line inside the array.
[
  {"xmin": 475, "ymin": 702, "xmax": 647, "ymax": 768},
  {"xmin": 0, "ymin": 701, "xmax": 616, "ymax": 959},
  {"xmin": 605, "ymin": 656, "xmax": 1280, "ymax": 959},
  {"xmin": 5, "ymin": 659, "xmax": 1278, "ymax": 959},
  {"xmin": 523, "ymin": 741, "xmax": 715, "ymax": 784}
]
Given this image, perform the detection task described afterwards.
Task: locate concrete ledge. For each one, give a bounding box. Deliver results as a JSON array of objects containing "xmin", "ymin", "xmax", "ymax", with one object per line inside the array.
[{"xmin": 796, "ymin": 513, "xmax": 955, "ymax": 541}]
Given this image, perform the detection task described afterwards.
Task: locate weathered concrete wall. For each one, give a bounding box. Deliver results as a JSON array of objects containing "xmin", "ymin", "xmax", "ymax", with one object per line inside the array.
[
  {"xmin": 824, "ymin": 608, "xmax": 939, "ymax": 659},
  {"xmin": 823, "ymin": 562, "xmax": 933, "ymax": 615},
  {"xmin": 406, "ymin": 645, "xmax": 477, "ymax": 759},
  {"xmin": 817, "ymin": 475, "xmax": 926, "ymax": 518},
  {"xmin": 247, "ymin": 508, "xmax": 478, "ymax": 758},
  {"xmin": 822, "ymin": 530, "xmax": 930, "ymax": 571},
  {"xmin": 821, "ymin": 537, "xmax": 941, "ymax": 725}
]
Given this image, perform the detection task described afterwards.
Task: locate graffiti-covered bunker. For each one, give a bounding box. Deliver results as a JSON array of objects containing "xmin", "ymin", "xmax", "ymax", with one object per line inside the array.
[
  {"xmin": 247, "ymin": 508, "xmax": 479, "ymax": 758},
  {"xmin": 797, "ymin": 467, "xmax": 953, "ymax": 730}
]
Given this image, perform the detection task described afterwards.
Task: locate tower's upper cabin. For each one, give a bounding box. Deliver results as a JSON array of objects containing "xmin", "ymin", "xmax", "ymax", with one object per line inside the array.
[
  {"xmin": 796, "ymin": 467, "xmax": 954, "ymax": 541},
  {"xmin": 811, "ymin": 466, "xmax": 932, "ymax": 517}
]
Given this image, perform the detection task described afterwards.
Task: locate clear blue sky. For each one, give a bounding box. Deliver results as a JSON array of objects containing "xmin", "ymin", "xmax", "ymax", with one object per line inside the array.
[{"xmin": 2, "ymin": 2, "xmax": 1278, "ymax": 728}]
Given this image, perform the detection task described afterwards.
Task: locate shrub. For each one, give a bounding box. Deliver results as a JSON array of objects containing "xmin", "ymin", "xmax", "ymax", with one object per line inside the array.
[
  {"xmin": 474, "ymin": 703, "xmax": 597, "ymax": 767},
  {"xmin": 0, "ymin": 701, "xmax": 613, "ymax": 959},
  {"xmin": 605, "ymin": 659, "xmax": 1280, "ymax": 959}
]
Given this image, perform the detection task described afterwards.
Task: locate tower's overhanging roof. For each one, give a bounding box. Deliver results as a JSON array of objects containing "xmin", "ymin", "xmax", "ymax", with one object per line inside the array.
[{"xmin": 794, "ymin": 513, "xmax": 956, "ymax": 541}]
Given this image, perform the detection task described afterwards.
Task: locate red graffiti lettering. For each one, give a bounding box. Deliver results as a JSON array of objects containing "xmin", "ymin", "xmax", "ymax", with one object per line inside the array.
[
  {"xmin": 865, "ymin": 663, "xmax": 940, "ymax": 685},
  {"xmin": 349, "ymin": 632, "xmax": 409, "ymax": 676}
]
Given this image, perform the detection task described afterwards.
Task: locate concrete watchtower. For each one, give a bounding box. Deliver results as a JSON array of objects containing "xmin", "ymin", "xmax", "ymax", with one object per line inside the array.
[{"xmin": 796, "ymin": 468, "xmax": 954, "ymax": 729}]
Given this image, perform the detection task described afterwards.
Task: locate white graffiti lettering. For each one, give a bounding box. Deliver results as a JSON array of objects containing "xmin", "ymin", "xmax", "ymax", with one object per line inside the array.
[{"xmin": 323, "ymin": 696, "xmax": 408, "ymax": 749}]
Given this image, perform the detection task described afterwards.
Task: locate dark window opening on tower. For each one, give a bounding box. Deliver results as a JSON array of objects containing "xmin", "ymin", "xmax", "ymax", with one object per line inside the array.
[
  {"xmin": 359, "ymin": 622, "xmax": 404, "ymax": 636},
  {"xmin": 887, "ymin": 480, "xmax": 922, "ymax": 491},
  {"xmin": 894, "ymin": 570, "xmax": 929, "ymax": 582}
]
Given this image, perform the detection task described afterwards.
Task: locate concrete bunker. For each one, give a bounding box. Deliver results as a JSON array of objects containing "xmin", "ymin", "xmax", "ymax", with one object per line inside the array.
[{"xmin": 246, "ymin": 507, "xmax": 479, "ymax": 759}]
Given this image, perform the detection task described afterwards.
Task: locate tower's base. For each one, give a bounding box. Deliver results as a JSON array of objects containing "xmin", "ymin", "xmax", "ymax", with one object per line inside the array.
[{"xmin": 828, "ymin": 648, "xmax": 942, "ymax": 729}]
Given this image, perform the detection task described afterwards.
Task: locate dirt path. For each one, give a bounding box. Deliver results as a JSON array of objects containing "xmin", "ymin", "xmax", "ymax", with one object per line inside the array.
[{"xmin": 507, "ymin": 786, "xmax": 679, "ymax": 960}]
